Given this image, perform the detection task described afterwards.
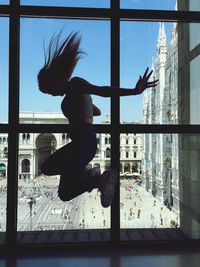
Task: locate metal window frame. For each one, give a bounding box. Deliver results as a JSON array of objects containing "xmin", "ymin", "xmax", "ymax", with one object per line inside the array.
[{"xmin": 0, "ymin": 0, "xmax": 200, "ymax": 249}]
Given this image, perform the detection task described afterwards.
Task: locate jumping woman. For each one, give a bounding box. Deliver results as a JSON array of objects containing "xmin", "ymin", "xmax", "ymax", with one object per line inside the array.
[{"xmin": 37, "ymin": 32, "xmax": 158, "ymax": 208}]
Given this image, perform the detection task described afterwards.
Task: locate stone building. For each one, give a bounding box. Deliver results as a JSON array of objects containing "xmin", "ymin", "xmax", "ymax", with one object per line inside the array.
[
  {"xmin": 0, "ymin": 134, "xmax": 8, "ymax": 177},
  {"xmin": 0, "ymin": 112, "xmax": 142, "ymax": 180},
  {"xmin": 141, "ymin": 22, "xmax": 179, "ymax": 212}
]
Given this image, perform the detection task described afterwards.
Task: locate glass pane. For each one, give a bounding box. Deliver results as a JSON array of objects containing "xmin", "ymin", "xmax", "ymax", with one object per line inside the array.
[
  {"xmin": 0, "ymin": 18, "xmax": 9, "ymax": 124},
  {"xmin": 20, "ymin": 0, "xmax": 109, "ymax": 8},
  {"xmin": 190, "ymin": 23, "xmax": 200, "ymax": 51},
  {"xmin": 17, "ymin": 131, "xmax": 111, "ymax": 236},
  {"xmin": 120, "ymin": 133, "xmax": 182, "ymax": 242},
  {"xmin": 120, "ymin": 21, "xmax": 178, "ymax": 125},
  {"xmin": 0, "ymin": 0, "xmax": 9, "ymax": 4},
  {"xmin": 0, "ymin": 133, "xmax": 8, "ymax": 242},
  {"xmin": 190, "ymin": 55, "xmax": 200, "ymax": 124},
  {"xmin": 121, "ymin": 133, "xmax": 200, "ymax": 240},
  {"xmin": 120, "ymin": 133, "xmax": 179, "ymax": 231},
  {"xmin": 120, "ymin": 0, "xmax": 177, "ymax": 10},
  {"xmin": 178, "ymin": 22, "xmax": 200, "ymax": 124},
  {"xmin": 20, "ymin": 18, "xmax": 110, "ymax": 125},
  {"xmin": 189, "ymin": 0, "xmax": 200, "ymax": 11},
  {"xmin": 179, "ymin": 134, "xmax": 200, "ymax": 239}
]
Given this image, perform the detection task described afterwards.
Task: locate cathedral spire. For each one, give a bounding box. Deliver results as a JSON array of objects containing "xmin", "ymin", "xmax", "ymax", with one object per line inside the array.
[
  {"xmin": 157, "ymin": 22, "xmax": 167, "ymax": 49},
  {"xmin": 175, "ymin": 0, "xmax": 177, "ymax": 11},
  {"xmin": 157, "ymin": 22, "xmax": 167, "ymax": 58}
]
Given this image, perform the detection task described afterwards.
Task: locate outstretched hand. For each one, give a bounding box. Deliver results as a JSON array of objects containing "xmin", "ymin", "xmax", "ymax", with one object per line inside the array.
[{"xmin": 134, "ymin": 67, "xmax": 158, "ymax": 95}]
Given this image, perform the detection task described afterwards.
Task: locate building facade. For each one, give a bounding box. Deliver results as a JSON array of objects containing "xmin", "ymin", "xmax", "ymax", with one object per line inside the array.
[
  {"xmin": 0, "ymin": 112, "xmax": 142, "ymax": 180},
  {"xmin": 141, "ymin": 22, "xmax": 179, "ymax": 212}
]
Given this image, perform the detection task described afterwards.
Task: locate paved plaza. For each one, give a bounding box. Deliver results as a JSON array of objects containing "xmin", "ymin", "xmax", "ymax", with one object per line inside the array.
[{"xmin": 0, "ymin": 176, "xmax": 179, "ymax": 232}]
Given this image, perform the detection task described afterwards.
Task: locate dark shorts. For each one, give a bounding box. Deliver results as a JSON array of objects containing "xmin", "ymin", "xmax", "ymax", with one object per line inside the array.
[{"xmin": 41, "ymin": 123, "xmax": 97, "ymax": 176}]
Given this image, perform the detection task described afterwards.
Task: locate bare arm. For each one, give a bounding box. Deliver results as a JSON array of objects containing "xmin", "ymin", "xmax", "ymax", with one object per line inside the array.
[{"xmin": 71, "ymin": 68, "xmax": 158, "ymax": 97}]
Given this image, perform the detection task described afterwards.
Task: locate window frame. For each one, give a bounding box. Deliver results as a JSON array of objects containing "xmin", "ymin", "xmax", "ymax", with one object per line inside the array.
[{"xmin": 1, "ymin": 0, "xmax": 200, "ymax": 249}]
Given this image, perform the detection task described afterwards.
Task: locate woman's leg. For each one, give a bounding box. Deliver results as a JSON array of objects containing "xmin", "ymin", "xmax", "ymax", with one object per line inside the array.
[
  {"xmin": 58, "ymin": 171, "xmax": 100, "ymax": 201},
  {"xmin": 40, "ymin": 141, "xmax": 74, "ymax": 176},
  {"xmin": 58, "ymin": 125, "xmax": 99, "ymax": 201}
]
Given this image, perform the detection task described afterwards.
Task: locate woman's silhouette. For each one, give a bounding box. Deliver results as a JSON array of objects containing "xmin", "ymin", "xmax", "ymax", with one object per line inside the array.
[{"xmin": 37, "ymin": 31, "xmax": 158, "ymax": 208}]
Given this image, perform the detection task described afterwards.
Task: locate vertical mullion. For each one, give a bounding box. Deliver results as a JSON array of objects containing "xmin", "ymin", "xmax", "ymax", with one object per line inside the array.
[
  {"xmin": 111, "ymin": 0, "xmax": 120, "ymax": 245},
  {"xmin": 6, "ymin": 0, "xmax": 20, "ymax": 248}
]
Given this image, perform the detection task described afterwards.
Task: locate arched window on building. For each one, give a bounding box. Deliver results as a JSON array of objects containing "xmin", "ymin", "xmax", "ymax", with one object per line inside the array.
[
  {"xmin": 134, "ymin": 139, "xmax": 136, "ymax": 145},
  {"xmin": 105, "ymin": 147, "xmax": 111, "ymax": 158},
  {"xmin": 3, "ymin": 147, "xmax": 8, "ymax": 158},
  {"xmin": 124, "ymin": 163, "xmax": 130, "ymax": 173},
  {"xmin": 132, "ymin": 163, "xmax": 138, "ymax": 173},
  {"xmin": 96, "ymin": 136, "xmax": 100, "ymax": 144},
  {"xmin": 93, "ymin": 163, "xmax": 100, "ymax": 173},
  {"xmin": 126, "ymin": 151, "xmax": 129, "ymax": 158},
  {"xmin": 134, "ymin": 151, "xmax": 137, "ymax": 158},
  {"xmin": 0, "ymin": 138, "xmax": 2, "ymax": 145},
  {"xmin": 62, "ymin": 133, "xmax": 65, "ymax": 143},
  {"xmin": 22, "ymin": 133, "xmax": 26, "ymax": 144},
  {"xmin": 3, "ymin": 137, "xmax": 6, "ymax": 144},
  {"xmin": 27, "ymin": 133, "xmax": 30, "ymax": 144},
  {"xmin": 21, "ymin": 159, "xmax": 30, "ymax": 173},
  {"xmin": 62, "ymin": 133, "xmax": 67, "ymax": 144},
  {"xmin": 126, "ymin": 139, "xmax": 129, "ymax": 145},
  {"xmin": 105, "ymin": 137, "xmax": 108, "ymax": 144},
  {"xmin": 0, "ymin": 163, "xmax": 6, "ymax": 177}
]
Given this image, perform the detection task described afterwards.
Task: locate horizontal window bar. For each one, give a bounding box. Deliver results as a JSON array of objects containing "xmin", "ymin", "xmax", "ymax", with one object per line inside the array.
[
  {"xmin": 0, "ymin": 124, "xmax": 199, "ymax": 134},
  {"xmin": 17, "ymin": 124, "xmax": 111, "ymax": 133},
  {"xmin": 120, "ymin": 9, "xmax": 200, "ymax": 23},
  {"xmin": 0, "ymin": 125, "xmax": 8, "ymax": 132},
  {"xmin": 0, "ymin": 5, "xmax": 9, "ymax": 16},
  {"xmin": 1, "ymin": 6, "xmax": 200, "ymax": 23},
  {"xmin": 0, "ymin": 6, "xmax": 111, "ymax": 19}
]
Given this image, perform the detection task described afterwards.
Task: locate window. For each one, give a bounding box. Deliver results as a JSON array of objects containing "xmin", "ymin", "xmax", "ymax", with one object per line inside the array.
[
  {"xmin": 190, "ymin": 55, "xmax": 200, "ymax": 123},
  {"xmin": 20, "ymin": 19, "xmax": 110, "ymax": 125},
  {"xmin": 120, "ymin": 21, "xmax": 178, "ymax": 124},
  {"xmin": 17, "ymin": 132, "xmax": 111, "ymax": 232},
  {"xmin": 0, "ymin": 134, "xmax": 8, "ymax": 239},
  {"xmin": 1, "ymin": 0, "xmax": 200, "ymax": 247},
  {"xmin": 0, "ymin": 17, "xmax": 9, "ymax": 124},
  {"xmin": 106, "ymin": 147, "xmax": 111, "ymax": 158}
]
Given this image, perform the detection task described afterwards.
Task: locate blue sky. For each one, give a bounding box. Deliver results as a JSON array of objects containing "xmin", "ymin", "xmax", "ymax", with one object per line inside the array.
[{"xmin": 0, "ymin": 0, "xmax": 176, "ymax": 124}]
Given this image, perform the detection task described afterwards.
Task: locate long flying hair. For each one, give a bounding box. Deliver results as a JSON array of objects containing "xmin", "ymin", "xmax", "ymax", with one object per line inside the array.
[{"xmin": 38, "ymin": 31, "xmax": 84, "ymax": 92}]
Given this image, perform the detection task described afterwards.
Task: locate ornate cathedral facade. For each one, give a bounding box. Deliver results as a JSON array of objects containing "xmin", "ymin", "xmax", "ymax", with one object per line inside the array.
[{"xmin": 141, "ymin": 22, "xmax": 179, "ymax": 213}]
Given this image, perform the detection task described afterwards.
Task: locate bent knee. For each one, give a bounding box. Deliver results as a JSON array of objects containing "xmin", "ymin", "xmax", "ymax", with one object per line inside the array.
[
  {"xmin": 40, "ymin": 163, "xmax": 49, "ymax": 175},
  {"xmin": 40, "ymin": 162, "xmax": 57, "ymax": 176}
]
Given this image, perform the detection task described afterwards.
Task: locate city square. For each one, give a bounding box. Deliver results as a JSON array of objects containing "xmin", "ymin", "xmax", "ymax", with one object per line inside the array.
[{"xmin": 0, "ymin": 175, "xmax": 179, "ymax": 232}]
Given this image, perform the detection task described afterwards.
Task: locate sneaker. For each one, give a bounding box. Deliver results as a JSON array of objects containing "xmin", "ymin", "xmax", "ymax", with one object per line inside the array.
[{"xmin": 99, "ymin": 169, "xmax": 118, "ymax": 208}]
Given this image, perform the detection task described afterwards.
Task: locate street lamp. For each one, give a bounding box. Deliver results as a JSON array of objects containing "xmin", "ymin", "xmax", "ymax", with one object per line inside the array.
[{"xmin": 27, "ymin": 196, "xmax": 36, "ymax": 231}]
